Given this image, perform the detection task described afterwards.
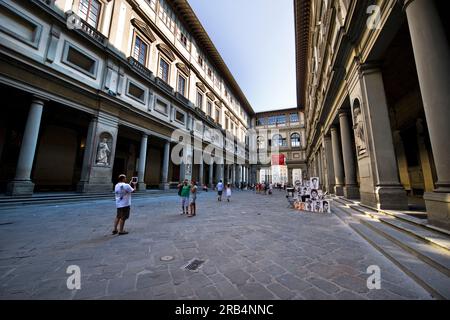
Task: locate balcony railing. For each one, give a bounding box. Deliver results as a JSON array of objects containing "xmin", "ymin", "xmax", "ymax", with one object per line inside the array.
[
  {"xmin": 175, "ymin": 92, "xmax": 190, "ymax": 106},
  {"xmin": 155, "ymin": 77, "xmax": 174, "ymax": 94},
  {"xmin": 128, "ymin": 57, "xmax": 154, "ymax": 82},
  {"xmin": 65, "ymin": 12, "xmax": 107, "ymax": 46}
]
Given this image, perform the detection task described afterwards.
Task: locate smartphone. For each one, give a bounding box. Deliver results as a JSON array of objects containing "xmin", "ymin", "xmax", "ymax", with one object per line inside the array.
[{"xmin": 131, "ymin": 177, "xmax": 138, "ymax": 183}]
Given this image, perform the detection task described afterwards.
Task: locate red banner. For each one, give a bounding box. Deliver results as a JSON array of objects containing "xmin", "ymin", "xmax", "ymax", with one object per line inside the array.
[{"xmin": 271, "ymin": 154, "xmax": 285, "ymax": 165}]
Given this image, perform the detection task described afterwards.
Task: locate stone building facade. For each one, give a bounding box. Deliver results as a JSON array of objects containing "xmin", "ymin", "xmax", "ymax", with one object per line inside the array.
[
  {"xmin": 294, "ymin": 0, "xmax": 450, "ymax": 229},
  {"xmin": 0, "ymin": 0, "xmax": 255, "ymax": 195},
  {"xmin": 253, "ymin": 108, "xmax": 307, "ymax": 185}
]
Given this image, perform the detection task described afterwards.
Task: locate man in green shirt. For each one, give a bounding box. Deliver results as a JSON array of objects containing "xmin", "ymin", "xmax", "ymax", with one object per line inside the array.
[{"xmin": 179, "ymin": 179, "xmax": 191, "ymax": 215}]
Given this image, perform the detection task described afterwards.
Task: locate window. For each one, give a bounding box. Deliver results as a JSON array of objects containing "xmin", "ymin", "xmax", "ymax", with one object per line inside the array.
[
  {"xmin": 268, "ymin": 116, "xmax": 276, "ymax": 126},
  {"xmin": 155, "ymin": 99, "xmax": 168, "ymax": 115},
  {"xmin": 146, "ymin": 0, "xmax": 157, "ymax": 11},
  {"xmin": 196, "ymin": 91, "xmax": 203, "ymax": 108},
  {"xmin": 127, "ymin": 82, "xmax": 145, "ymax": 102},
  {"xmin": 225, "ymin": 117, "xmax": 229, "ymax": 130},
  {"xmin": 175, "ymin": 110, "xmax": 185, "ymax": 123},
  {"xmin": 179, "ymin": 32, "xmax": 188, "ymax": 47},
  {"xmin": 207, "ymin": 100, "xmax": 212, "ymax": 117},
  {"xmin": 177, "ymin": 73, "xmax": 186, "ymax": 96},
  {"xmin": 273, "ymin": 134, "xmax": 287, "ymax": 147},
  {"xmin": 159, "ymin": 0, "xmax": 175, "ymax": 32},
  {"xmin": 256, "ymin": 117, "xmax": 266, "ymax": 126},
  {"xmin": 290, "ymin": 113, "xmax": 299, "ymax": 123},
  {"xmin": 291, "ymin": 133, "xmax": 301, "ymax": 148},
  {"xmin": 159, "ymin": 56, "xmax": 170, "ymax": 83},
  {"xmin": 207, "ymin": 67, "xmax": 212, "ymax": 78},
  {"xmin": 78, "ymin": 0, "xmax": 101, "ymax": 28},
  {"xmin": 63, "ymin": 43, "xmax": 98, "ymax": 77},
  {"xmin": 215, "ymin": 108, "xmax": 220, "ymax": 123},
  {"xmin": 133, "ymin": 35, "xmax": 148, "ymax": 65},
  {"xmin": 277, "ymin": 115, "xmax": 286, "ymax": 125},
  {"xmin": 198, "ymin": 55, "xmax": 204, "ymax": 67}
]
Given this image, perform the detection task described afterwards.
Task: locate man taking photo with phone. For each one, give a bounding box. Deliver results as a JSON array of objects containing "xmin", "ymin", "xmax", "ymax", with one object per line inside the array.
[{"xmin": 113, "ymin": 174, "xmax": 135, "ymax": 235}]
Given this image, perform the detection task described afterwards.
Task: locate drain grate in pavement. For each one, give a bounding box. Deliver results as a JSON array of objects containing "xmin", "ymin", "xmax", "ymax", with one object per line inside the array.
[{"xmin": 184, "ymin": 258, "xmax": 205, "ymax": 271}]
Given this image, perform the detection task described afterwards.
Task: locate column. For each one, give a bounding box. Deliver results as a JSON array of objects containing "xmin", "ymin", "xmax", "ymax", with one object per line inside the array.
[
  {"xmin": 159, "ymin": 140, "xmax": 170, "ymax": 190},
  {"xmin": 77, "ymin": 116, "xmax": 97, "ymax": 191},
  {"xmin": 232, "ymin": 164, "xmax": 236, "ymax": 185},
  {"xmin": 404, "ymin": 0, "xmax": 450, "ymax": 229},
  {"xmin": 209, "ymin": 159, "xmax": 214, "ymax": 188},
  {"xmin": 137, "ymin": 134, "xmax": 148, "ymax": 191},
  {"xmin": 360, "ymin": 66, "xmax": 408, "ymax": 209},
  {"xmin": 7, "ymin": 96, "xmax": 44, "ymax": 196},
  {"xmin": 199, "ymin": 156, "xmax": 204, "ymax": 186},
  {"xmin": 338, "ymin": 111, "xmax": 359, "ymax": 199},
  {"xmin": 323, "ymin": 135, "xmax": 336, "ymax": 194},
  {"xmin": 330, "ymin": 126, "xmax": 345, "ymax": 196}
]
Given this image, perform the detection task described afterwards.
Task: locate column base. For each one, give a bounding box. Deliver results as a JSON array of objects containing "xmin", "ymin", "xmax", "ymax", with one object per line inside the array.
[
  {"xmin": 334, "ymin": 185, "xmax": 344, "ymax": 196},
  {"xmin": 424, "ymin": 192, "xmax": 450, "ymax": 230},
  {"xmin": 159, "ymin": 183, "xmax": 170, "ymax": 190},
  {"xmin": 77, "ymin": 182, "xmax": 113, "ymax": 193},
  {"xmin": 375, "ymin": 186, "xmax": 408, "ymax": 210},
  {"xmin": 6, "ymin": 180, "xmax": 34, "ymax": 196},
  {"xmin": 137, "ymin": 183, "xmax": 147, "ymax": 191},
  {"xmin": 344, "ymin": 185, "xmax": 360, "ymax": 199}
]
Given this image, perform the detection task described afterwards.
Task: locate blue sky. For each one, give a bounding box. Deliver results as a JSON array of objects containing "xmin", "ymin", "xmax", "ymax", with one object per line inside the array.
[{"xmin": 187, "ymin": 0, "xmax": 297, "ymax": 112}]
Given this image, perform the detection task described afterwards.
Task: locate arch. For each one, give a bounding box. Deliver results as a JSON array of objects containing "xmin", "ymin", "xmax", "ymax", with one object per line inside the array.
[
  {"xmin": 290, "ymin": 132, "xmax": 301, "ymax": 148},
  {"xmin": 156, "ymin": 43, "xmax": 175, "ymax": 62},
  {"xmin": 176, "ymin": 62, "xmax": 190, "ymax": 76}
]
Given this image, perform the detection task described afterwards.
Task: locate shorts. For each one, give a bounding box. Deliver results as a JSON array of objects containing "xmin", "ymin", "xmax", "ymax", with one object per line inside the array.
[
  {"xmin": 190, "ymin": 196, "xmax": 197, "ymax": 204},
  {"xmin": 218, "ymin": 190, "xmax": 223, "ymax": 196},
  {"xmin": 116, "ymin": 206, "xmax": 130, "ymax": 220},
  {"xmin": 182, "ymin": 196, "xmax": 189, "ymax": 207}
]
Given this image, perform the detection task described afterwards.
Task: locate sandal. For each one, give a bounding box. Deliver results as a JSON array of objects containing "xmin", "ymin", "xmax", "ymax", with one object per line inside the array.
[
  {"xmin": 112, "ymin": 230, "xmax": 118, "ymax": 235},
  {"xmin": 118, "ymin": 231, "xmax": 129, "ymax": 235}
]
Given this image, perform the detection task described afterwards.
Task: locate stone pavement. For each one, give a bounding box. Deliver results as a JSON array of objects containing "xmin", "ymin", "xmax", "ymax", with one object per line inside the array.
[{"xmin": 0, "ymin": 190, "xmax": 432, "ymax": 300}]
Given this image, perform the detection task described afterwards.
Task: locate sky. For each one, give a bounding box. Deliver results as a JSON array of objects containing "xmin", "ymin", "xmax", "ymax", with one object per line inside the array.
[{"xmin": 187, "ymin": 0, "xmax": 297, "ymax": 113}]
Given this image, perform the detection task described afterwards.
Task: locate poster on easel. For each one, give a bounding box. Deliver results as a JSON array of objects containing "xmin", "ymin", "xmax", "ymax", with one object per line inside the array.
[{"xmin": 290, "ymin": 176, "xmax": 331, "ymax": 213}]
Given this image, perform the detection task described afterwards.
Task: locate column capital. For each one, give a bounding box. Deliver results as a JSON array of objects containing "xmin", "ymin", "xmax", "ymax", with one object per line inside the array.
[
  {"xmin": 338, "ymin": 109, "xmax": 349, "ymax": 117},
  {"xmin": 31, "ymin": 95, "xmax": 48, "ymax": 105}
]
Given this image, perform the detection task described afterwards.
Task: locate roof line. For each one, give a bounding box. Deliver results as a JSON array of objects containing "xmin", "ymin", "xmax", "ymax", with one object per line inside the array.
[{"xmin": 168, "ymin": 0, "xmax": 255, "ymax": 116}]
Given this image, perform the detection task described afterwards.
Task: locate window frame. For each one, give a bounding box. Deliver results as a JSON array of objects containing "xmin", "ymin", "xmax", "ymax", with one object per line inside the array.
[
  {"xmin": 196, "ymin": 90, "xmax": 204, "ymax": 109},
  {"xmin": 78, "ymin": 0, "xmax": 102, "ymax": 29},
  {"xmin": 158, "ymin": 54, "xmax": 171, "ymax": 83},
  {"xmin": 132, "ymin": 32, "xmax": 149, "ymax": 66},
  {"xmin": 290, "ymin": 133, "xmax": 301, "ymax": 148},
  {"xmin": 177, "ymin": 72, "xmax": 187, "ymax": 97}
]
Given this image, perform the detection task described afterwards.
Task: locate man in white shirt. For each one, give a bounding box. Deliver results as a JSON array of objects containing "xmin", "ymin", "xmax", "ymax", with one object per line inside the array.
[
  {"xmin": 216, "ymin": 180, "xmax": 224, "ymax": 201},
  {"xmin": 113, "ymin": 174, "xmax": 135, "ymax": 235}
]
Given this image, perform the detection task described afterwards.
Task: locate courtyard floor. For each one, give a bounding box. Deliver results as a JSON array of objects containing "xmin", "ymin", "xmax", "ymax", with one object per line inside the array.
[{"xmin": 0, "ymin": 189, "xmax": 432, "ymax": 300}]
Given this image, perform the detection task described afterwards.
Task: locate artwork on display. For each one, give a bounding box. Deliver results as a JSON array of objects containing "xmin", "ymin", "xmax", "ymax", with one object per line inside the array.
[{"xmin": 290, "ymin": 177, "xmax": 331, "ymax": 213}]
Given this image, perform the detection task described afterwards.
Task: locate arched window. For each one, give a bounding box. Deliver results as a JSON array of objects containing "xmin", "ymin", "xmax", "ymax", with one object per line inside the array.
[
  {"xmin": 291, "ymin": 133, "xmax": 301, "ymax": 148},
  {"xmin": 272, "ymin": 134, "xmax": 287, "ymax": 147},
  {"xmin": 257, "ymin": 136, "xmax": 265, "ymax": 149}
]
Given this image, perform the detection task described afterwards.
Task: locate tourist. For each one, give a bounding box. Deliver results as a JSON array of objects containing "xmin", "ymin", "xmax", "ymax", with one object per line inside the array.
[
  {"xmin": 188, "ymin": 180, "xmax": 197, "ymax": 217},
  {"xmin": 217, "ymin": 179, "xmax": 224, "ymax": 201},
  {"xmin": 226, "ymin": 183, "xmax": 232, "ymax": 202},
  {"xmin": 113, "ymin": 174, "xmax": 135, "ymax": 235},
  {"xmin": 178, "ymin": 179, "xmax": 190, "ymax": 215}
]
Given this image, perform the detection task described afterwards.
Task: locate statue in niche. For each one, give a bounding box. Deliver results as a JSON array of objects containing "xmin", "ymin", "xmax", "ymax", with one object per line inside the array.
[
  {"xmin": 96, "ymin": 134, "xmax": 112, "ymax": 166},
  {"xmin": 353, "ymin": 104, "xmax": 366, "ymax": 155}
]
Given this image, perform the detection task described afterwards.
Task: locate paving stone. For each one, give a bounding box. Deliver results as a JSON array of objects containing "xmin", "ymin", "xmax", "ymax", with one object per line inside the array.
[
  {"xmin": 224, "ymin": 269, "xmax": 251, "ymax": 286},
  {"xmin": 267, "ymin": 283, "xmax": 296, "ymax": 299},
  {"xmin": 332, "ymin": 275, "xmax": 369, "ymax": 294},
  {"xmin": 275, "ymin": 274, "xmax": 312, "ymax": 292},
  {"xmin": 300, "ymin": 287, "xmax": 333, "ymax": 300},
  {"xmin": 307, "ymin": 277, "xmax": 341, "ymax": 294},
  {"xmin": 239, "ymin": 283, "xmax": 275, "ymax": 300}
]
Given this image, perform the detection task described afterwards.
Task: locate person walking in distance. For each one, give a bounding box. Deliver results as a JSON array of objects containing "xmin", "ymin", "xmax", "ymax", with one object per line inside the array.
[
  {"xmin": 178, "ymin": 179, "xmax": 191, "ymax": 215},
  {"xmin": 217, "ymin": 179, "xmax": 224, "ymax": 201},
  {"xmin": 226, "ymin": 183, "xmax": 232, "ymax": 202},
  {"xmin": 113, "ymin": 174, "xmax": 135, "ymax": 235},
  {"xmin": 188, "ymin": 180, "xmax": 198, "ymax": 217}
]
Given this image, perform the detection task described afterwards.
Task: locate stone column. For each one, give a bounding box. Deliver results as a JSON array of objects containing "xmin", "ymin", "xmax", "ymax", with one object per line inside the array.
[
  {"xmin": 404, "ymin": 0, "xmax": 450, "ymax": 229},
  {"xmin": 323, "ymin": 135, "xmax": 336, "ymax": 193},
  {"xmin": 339, "ymin": 111, "xmax": 359, "ymax": 199},
  {"xmin": 209, "ymin": 159, "xmax": 214, "ymax": 188},
  {"xmin": 359, "ymin": 66, "xmax": 408, "ymax": 209},
  {"xmin": 232, "ymin": 164, "xmax": 236, "ymax": 184},
  {"xmin": 159, "ymin": 140, "xmax": 170, "ymax": 190},
  {"xmin": 416, "ymin": 119, "xmax": 434, "ymax": 193},
  {"xmin": 392, "ymin": 130, "xmax": 411, "ymax": 194},
  {"xmin": 330, "ymin": 126, "xmax": 345, "ymax": 196},
  {"xmin": 199, "ymin": 155, "xmax": 204, "ymax": 186},
  {"xmin": 7, "ymin": 96, "xmax": 45, "ymax": 196},
  {"xmin": 137, "ymin": 134, "xmax": 148, "ymax": 191}
]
